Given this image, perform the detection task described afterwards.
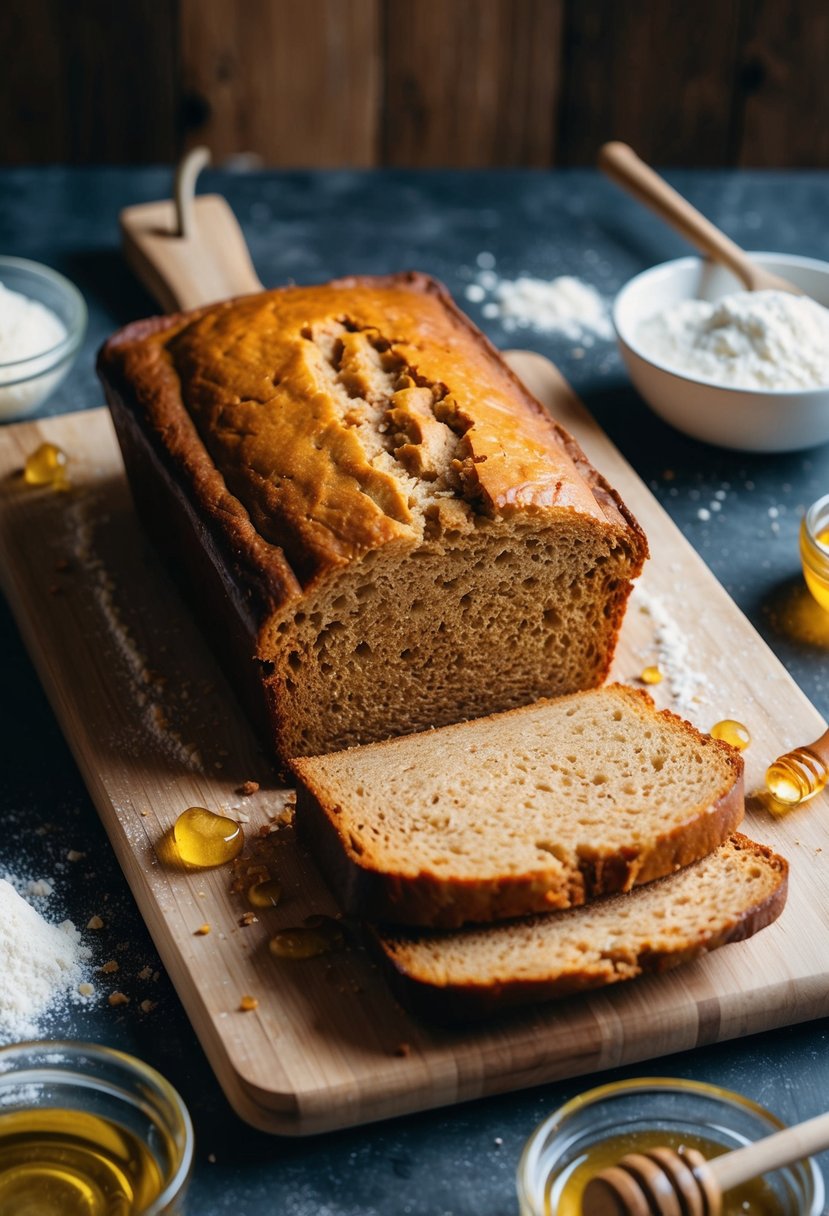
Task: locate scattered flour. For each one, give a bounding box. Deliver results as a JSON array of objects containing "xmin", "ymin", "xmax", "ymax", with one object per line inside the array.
[
  {"xmin": 1, "ymin": 872, "xmax": 55, "ymax": 901},
  {"xmin": 636, "ymin": 289, "xmax": 829, "ymax": 390},
  {"xmin": 464, "ymin": 257, "xmax": 613, "ymax": 343},
  {"xmin": 0, "ymin": 879, "xmax": 91, "ymax": 1043},
  {"xmin": 633, "ymin": 586, "xmax": 713, "ymax": 720}
]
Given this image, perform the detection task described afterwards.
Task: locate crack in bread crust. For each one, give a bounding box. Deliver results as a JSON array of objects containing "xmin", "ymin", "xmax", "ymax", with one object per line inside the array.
[{"xmin": 98, "ymin": 273, "xmax": 648, "ymax": 761}]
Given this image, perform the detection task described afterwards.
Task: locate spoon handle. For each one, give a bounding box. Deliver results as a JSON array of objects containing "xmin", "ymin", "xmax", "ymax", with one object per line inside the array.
[
  {"xmin": 707, "ymin": 1109, "xmax": 829, "ymax": 1193},
  {"xmin": 597, "ymin": 141, "xmax": 754, "ymax": 290}
]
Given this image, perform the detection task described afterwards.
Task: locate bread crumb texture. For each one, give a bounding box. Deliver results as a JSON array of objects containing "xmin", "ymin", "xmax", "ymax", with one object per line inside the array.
[
  {"xmin": 292, "ymin": 685, "xmax": 743, "ymax": 924},
  {"xmin": 102, "ymin": 276, "xmax": 646, "ymax": 758},
  {"xmin": 376, "ymin": 834, "xmax": 787, "ymax": 1017}
]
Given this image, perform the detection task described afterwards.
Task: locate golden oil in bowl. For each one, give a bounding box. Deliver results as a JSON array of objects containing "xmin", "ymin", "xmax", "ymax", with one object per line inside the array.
[
  {"xmin": 0, "ymin": 1042, "xmax": 193, "ymax": 1216},
  {"xmin": 0, "ymin": 1107, "xmax": 166, "ymax": 1213}
]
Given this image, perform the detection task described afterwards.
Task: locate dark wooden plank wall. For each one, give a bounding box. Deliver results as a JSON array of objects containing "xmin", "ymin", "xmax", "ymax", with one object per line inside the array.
[{"xmin": 1, "ymin": 0, "xmax": 827, "ymax": 167}]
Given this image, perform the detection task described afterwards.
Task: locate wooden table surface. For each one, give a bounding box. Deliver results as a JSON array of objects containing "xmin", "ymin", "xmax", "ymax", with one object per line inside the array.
[{"xmin": 1, "ymin": 167, "xmax": 828, "ymax": 1213}]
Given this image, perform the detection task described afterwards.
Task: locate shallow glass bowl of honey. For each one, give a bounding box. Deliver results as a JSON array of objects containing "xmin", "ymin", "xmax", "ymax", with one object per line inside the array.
[
  {"xmin": 800, "ymin": 493, "xmax": 829, "ymax": 612},
  {"xmin": 0, "ymin": 1041, "xmax": 193, "ymax": 1215},
  {"xmin": 517, "ymin": 1077, "xmax": 824, "ymax": 1216}
]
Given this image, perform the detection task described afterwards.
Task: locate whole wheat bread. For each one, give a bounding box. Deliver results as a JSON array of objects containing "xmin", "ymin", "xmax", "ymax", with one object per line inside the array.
[
  {"xmin": 373, "ymin": 834, "xmax": 787, "ymax": 1022},
  {"xmin": 98, "ymin": 275, "xmax": 646, "ymax": 762},
  {"xmin": 290, "ymin": 685, "xmax": 744, "ymax": 928}
]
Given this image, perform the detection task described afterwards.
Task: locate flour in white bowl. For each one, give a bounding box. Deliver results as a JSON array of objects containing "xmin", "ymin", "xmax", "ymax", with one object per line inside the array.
[{"xmin": 636, "ymin": 289, "xmax": 829, "ymax": 390}]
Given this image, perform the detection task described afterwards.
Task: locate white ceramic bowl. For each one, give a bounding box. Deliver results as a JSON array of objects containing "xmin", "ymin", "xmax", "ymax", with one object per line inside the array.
[{"xmin": 613, "ymin": 252, "xmax": 829, "ymax": 452}]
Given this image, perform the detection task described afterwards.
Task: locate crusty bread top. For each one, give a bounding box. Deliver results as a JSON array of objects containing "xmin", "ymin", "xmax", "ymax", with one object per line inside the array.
[
  {"xmin": 291, "ymin": 685, "xmax": 745, "ymax": 926},
  {"xmin": 375, "ymin": 834, "xmax": 788, "ymax": 1009},
  {"xmin": 97, "ymin": 273, "xmax": 646, "ymax": 593}
]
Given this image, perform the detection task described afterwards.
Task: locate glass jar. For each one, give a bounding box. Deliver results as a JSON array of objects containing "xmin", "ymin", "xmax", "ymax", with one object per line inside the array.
[
  {"xmin": 517, "ymin": 1077, "xmax": 824, "ymax": 1216},
  {"xmin": 0, "ymin": 1040, "xmax": 193, "ymax": 1214},
  {"xmin": 800, "ymin": 493, "xmax": 829, "ymax": 611}
]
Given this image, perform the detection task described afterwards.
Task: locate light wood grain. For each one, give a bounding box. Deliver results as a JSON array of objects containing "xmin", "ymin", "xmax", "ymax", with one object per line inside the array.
[
  {"xmin": 120, "ymin": 195, "xmax": 263, "ymax": 313},
  {"xmin": 1, "ymin": 365, "xmax": 828, "ymax": 1134}
]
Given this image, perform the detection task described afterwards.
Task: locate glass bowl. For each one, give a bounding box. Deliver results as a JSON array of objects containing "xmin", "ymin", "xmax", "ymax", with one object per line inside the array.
[
  {"xmin": 0, "ymin": 255, "xmax": 87, "ymax": 420},
  {"xmin": 800, "ymin": 493, "xmax": 829, "ymax": 612},
  {"xmin": 517, "ymin": 1077, "xmax": 824, "ymax": 1216},
  {"xmin": 0, "ymin": 1040, "xmax": 193, "ymax": 1214}
]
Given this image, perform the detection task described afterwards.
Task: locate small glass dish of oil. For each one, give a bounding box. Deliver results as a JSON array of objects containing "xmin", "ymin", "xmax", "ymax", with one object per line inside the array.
[
  {"xmin": 800, "ymin": 493, "xmax": 829, "ymax": 611},
  {"xmin": 0, "ymin": 1041, "xmax": 193, "ymax": 1215},
  {"xmin": 517, "ymin": 1077, "xmax": 824, "ymax": 1216}
]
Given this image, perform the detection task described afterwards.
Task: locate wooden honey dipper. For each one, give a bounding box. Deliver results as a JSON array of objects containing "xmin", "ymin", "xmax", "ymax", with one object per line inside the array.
[{"xmin": 581, "ymin": 1108, "xmax": 829, "ymax": 1216}]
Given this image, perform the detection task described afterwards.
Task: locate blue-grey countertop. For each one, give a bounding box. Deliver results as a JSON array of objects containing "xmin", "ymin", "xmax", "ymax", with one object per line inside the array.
[{"xmin": 1, "ymin": 168, "xmax": 828, "ymax": 1214}]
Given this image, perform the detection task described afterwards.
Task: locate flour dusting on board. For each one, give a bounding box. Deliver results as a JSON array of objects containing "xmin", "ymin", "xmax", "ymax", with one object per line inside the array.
[
  {"xmin": 66, "ymin": 492, "xmax": 204, "ymax": 771},
  {"xmin": 632, "ymin": 586, "xmax": 714, "ymax": 720}
]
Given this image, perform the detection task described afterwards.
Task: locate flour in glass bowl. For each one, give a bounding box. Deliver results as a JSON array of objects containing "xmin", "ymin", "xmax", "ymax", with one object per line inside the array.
[
  {"xmin": 0, "ymin": 280, "xmax": 68, "ymax": 417},
  {"xmin": 636, "ymin": 289, "xmax": 829, "ymax": 390}
]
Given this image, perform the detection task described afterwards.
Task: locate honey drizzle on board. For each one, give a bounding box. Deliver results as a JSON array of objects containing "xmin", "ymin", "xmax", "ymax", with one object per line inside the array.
[
  {"xmin": 710, "ymin": 719, "xmax": 752, "ymax": 750},
  {"xmin": 172, "ymin": 806, "xmax": 244, "ymax": 868},
  {"xmin": 23, "ymin": 441, "xmax": 70, "ymax": 490}
]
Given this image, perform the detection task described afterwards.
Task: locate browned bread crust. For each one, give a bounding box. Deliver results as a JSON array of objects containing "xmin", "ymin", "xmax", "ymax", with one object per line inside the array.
[
  {"xmin": 290, "ymin": 685, "xmax": 744, "ymax": 927},
  {"xmin": 371, "ymin": 834, "xmax": 788, "ymax": 1024},
  {"xmin": 98, "ymin": 273, "xmax": 647, "ymax": 760}
]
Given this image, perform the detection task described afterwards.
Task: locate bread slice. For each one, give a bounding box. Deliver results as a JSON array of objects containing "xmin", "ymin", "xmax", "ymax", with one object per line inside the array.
[
  {"xmin": 373, "ymin": 834, "xmax": 788, "ymax": 1023},
  {"xmin": 290, "ymin": 685, "xmax": 744, "ymax": 928}
]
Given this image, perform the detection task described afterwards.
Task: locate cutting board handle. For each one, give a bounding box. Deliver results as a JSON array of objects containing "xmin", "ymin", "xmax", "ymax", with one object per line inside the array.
[{"xmin": 120, "ymin": 147, "xmax": 264, "ymax": 314}]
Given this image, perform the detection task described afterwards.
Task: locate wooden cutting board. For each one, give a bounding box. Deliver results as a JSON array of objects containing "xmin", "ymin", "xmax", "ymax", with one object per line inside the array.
[{"xmin": 2, "ymin": 356, "xmax": 828, "ymax": 1135}]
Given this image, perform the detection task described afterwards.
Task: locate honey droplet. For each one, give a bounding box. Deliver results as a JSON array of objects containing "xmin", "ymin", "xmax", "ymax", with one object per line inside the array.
[
  {"xmin": 640, "ymin": 665, "xmax": 663, "ymax": 685},
  {"xmin": 247, "ymin": 878, "xmax": 282, "ymax": 909},
  {"xmin": 766, "ymin": 747, "xmax": 829, "ymax": 808},
  {"xmin": 710, "ymin": 719, "xmax": 751, "ymax": 750},
  {"xmin": 239, "ymin": 994, "xmax": 258, "ymax": 1012},
  {"xmin": 173, "ymin": 806, "xmax": 244, "ymax": 868},
  {"xmin": 269, "ymin": 916, "xmax": 344, "ymax": 960},
  {"xmin": 24, "ymin": 441, "xmax": 70, "ymax": 489}
]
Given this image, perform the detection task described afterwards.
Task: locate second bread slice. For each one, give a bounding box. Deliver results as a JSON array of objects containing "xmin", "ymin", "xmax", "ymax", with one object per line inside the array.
[
  {"xmin": 290, "ymin": 685, "xmax": 744, "ymax": 928},
  {"xmin": 373, "ymin": 834, "xmax": 788, "ymax": 1022}
]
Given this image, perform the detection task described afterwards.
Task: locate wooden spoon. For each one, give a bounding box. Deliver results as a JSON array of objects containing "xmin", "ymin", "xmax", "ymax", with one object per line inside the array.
[
  {"xmin": 598, "ymin": 141, "xmax": 804, "ymax": 296},
  {"xmin": 581, "ymin": 1108, "xmax": 829, "ymax": 1216}
]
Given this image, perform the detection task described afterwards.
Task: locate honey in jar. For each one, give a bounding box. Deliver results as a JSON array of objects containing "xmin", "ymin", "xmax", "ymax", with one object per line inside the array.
[
  {"xmin": 546, "ymin": 1128, "xmax": 785, "ymax": 1216},
  {"xmin": 800, "ymin": 497, "xmax": 829, "ymax": 611}
]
